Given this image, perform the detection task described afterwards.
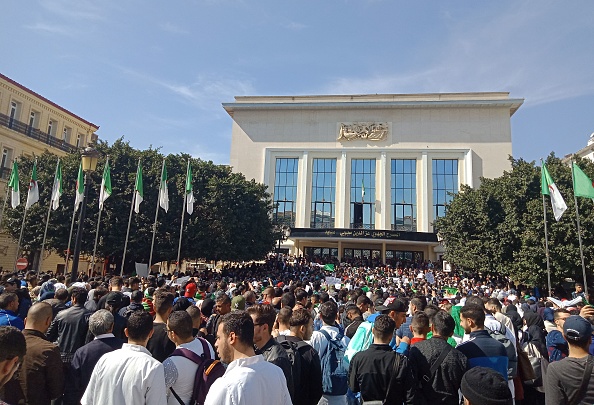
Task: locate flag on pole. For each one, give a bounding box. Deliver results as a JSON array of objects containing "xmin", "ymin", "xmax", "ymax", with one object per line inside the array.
[
  {"xmin": 75, "ymin": 163, "xmax": 84, "ymax": 211},
  {"xmin": 50, "ymin": 159, "xmax": 63, "ymax": 210},
  {"xmin": 361, "ymin": 179, "xmax": 365, "ymax": 203},
  {"xmin": 323, "ymin": 264, "xmax": 335, "ymax": 272},
  {"xmin": 99, "ymin": 159, "xmax": 112, "ymax": 210},
  {"xmin": 134, "ymin": 161, "xmax": 143, "ymax": 214},
  {"xmin": 572, "ymin": 163, "xmax": 594, "ymax": 200},
  {"xmin": 159, "ymin": 161, "xmax": 169, "ymax": 212},
  {"xmin": 541, "ymin": 161, "xmax": 567, "ymax": 221},
  {"xmin": 8, "ymin": 161, "xmax": 19, "ymax": 209},
  {"xmin": 186, "ymin": 162, "xmax": 194, "ymax": 215},
  {"xmin": 25, "ymin": 160, "xmax": 39, "ymax": 209}
]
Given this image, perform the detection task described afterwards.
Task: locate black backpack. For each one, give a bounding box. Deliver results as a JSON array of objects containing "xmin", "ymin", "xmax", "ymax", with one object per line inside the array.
[
  {"xmin": 275, "ymin": 335, "xmax": 303, "ymax": 394},
  {"xmin": 168, "ymin": 337, "xmax": 225, "ymax": 405}
]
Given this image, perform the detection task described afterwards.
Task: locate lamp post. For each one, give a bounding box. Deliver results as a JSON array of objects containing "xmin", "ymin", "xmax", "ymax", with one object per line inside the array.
[{"xmin": 70, "ymin": 147, "xmax": 100, "ymax": 284}]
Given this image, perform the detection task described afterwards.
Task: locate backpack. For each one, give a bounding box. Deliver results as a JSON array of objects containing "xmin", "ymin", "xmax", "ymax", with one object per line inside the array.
[
  {"xmin": 275, "ymin": 336, "xmax": 303, "ymax": 396},
  {"xmin": 168, "ymin": 337, "xmax": 225, "ymax": 405},
  {"xmin": 488, "ymin": 321, "xmax": 518, "ymax": 379},
  {"xmin": 319, "ymin": 329, "xmax": 349, "ymax": 396}
]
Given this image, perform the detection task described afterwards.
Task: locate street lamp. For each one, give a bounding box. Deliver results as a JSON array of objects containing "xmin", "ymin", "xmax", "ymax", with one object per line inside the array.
[{"xmin": 70, "ymin": 147, "xmax": 100, "ymax": 283}]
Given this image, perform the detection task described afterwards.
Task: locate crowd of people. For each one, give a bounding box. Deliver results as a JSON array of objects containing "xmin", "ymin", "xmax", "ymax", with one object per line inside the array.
[{"xmin": 0, "ymin": 256, "xmax": 593, "ymax": 405}]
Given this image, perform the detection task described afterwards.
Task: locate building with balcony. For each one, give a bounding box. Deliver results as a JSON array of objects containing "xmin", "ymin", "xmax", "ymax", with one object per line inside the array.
[
  {"xmin": 0, "ymin": 73, "xmax": 99, "ymax": 272},
  {"xmin": 225, "ymin": 92, "xmax": 523, "ymax": 265}
]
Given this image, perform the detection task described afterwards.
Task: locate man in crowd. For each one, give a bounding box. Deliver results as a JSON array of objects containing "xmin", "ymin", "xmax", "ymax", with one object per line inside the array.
[
  {"xmin": 65, "ymin": 310, "xmax": 124, "ymax": 405},
  {"xmin": 409, "ymin": 310, "xmax": 468, "ymax": 405},
  {"xmin": 46, "ymin": 287, "xmax": 91, "ymax": 366},
  {"xmin": 44, "ymin": 288, "xmax": 69, "ymax": 319},
  {"xmin": 7, "ymin": 302, "xmax": 64, "ymax": 405},
  {"xmin": 205, "ymin": 293, "xmax": 231, "ymax": 348},
  {"xmin": 276, "ymin": 307, "xmax": 323, "ymax": 405},
  {"xmin": 147, "ymin": 289, "xmax": 176, "ymax": 362},
  {"xmin": 204, "ymin": 311, "xmax": 292, "ymax": 405},
  {"xmin": 81, "ymin": 311, "xmax": 167, "ymax": 405},
  {"xmin": 456, "ymin": 305, "xmax": 508, "ymax": 378},
  {"xmin": 349, "ymin": 314, "xmax": 416, "ymax": 404},
  {"xmin": 546, "ymin": 315, "xmax": 594, "ymax": 404},
  {"xmin": 0, "ymin": 292, "xmax": 24, "ymax": 330},
  {"xmin": 163, "ymin": 311, "xmax": 215, "ymax": 405},
  {"xmin": 344, "ymin": 305, "xmax": 364, "ymax": 339},
  {"xmin": 396, "ymin": 296, "xmax": 427, "ymax": 341},
  {"xmin": 119, "ymin": 290, "xmax": 145, "ymax": 319},
  {"xmin": 0, "ymin": 326, "xmax": 26, "ymax": 395},
  {"xmin": 547, "ymin": 308, "xmax": 571, "ymax": 362},
  {"xmin": 461, "ymin": 367, "xmax": 512, "ymax": 405},
  {"xmin": 247, "ymin": 304, "xmax": 294, "ymax": 399},
  {"xmin": 308, "ymin": 300, "xmax": 350, "ymax": 405}
]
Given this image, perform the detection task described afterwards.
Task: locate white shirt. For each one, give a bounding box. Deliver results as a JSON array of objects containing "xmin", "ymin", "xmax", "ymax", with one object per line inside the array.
[
  {"xmin": 307, "ymin": 325, "xmax": 350, "ymax": 405},
  {"xmin": 204, "ymin": 355, "xmax": 292, "ymax": 405},
  {"xmin": 163, "ymin": 338, "xmax": 216, "ymax": 405},
  {"xmin": 81, "ymin": 343, "xmax": 167, "ymax": 405}
]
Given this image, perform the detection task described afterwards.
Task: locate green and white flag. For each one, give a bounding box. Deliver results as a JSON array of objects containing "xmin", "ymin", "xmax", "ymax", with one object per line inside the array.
[
  {"xmin": 186, "ymin": 162, "xmax": 194, "ymax": 215},
  {"xmin": 361, "ymin": 179, "xmax": 365, "ymax": 202},
  {"xmin": 8, "ymin": 161, "xmax": 19, "ymax": 209},
  {"xmin": 323, "ymin": 263, "xmax": 335, "ymax": 272},
  {"xmin": 25, "ymin": 160, "xmax": 39, "ymax": 209},
  {"xmin": 159, "ymin": 161, "xmax": 169, "ymax": 212},
  {"xmin": 134, "ymin": 161, "xmax": 143, "ymax": 214},
  {"xmin": 541, "ymin": 161, "xmax": 567, "ymax": 221},
  {"xmin": 74, "ymin": 163, "xmax": 84, "ymax": 211},
  {"xmin": 50, "ymin": 159, "xmax": 63, "ymax": 210},
  {"xmin": 572, "ymin": 162, "xmax": 594, "ymax": 201},
  {"xmin": 99, "ymin": 159, "xmax": 112, "ymax": 210}
]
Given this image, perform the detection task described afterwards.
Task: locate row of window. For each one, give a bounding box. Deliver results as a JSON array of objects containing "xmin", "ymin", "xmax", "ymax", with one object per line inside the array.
[
  {"xmin": 7, "ymin": 100, "xmax": 84, "ymax": 147},
  {"xmin": 272, "ymin": 157, "xmax": 458, "ymax": 231},
  {"xmin": 303, "ymin": 247, "xmax": 424, "ymax": 262}
]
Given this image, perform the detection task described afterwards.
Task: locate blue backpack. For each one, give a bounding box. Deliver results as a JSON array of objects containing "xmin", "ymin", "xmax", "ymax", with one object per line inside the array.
[{"xmin": 319, "ymin": 330, "xmax": 349, "ymax": 396}]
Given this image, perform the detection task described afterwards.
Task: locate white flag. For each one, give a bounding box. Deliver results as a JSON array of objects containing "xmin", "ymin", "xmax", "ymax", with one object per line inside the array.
[
  {"xmin": 159, "ymin": 161, "xmax": 168, "ymax": 212},
  {"xmin": 50, "ymin": 159, "xmax": 63, "ymax": 210},
  {"xmin": 541, "ymin": 162, "xmax": 567, "ymax": 221},
  {"xmin": 99, "ymin": 159, "xmax": 112, "ymax": 211},
  {"xmin": 25, "ymin": 160, "xmax": 39, "ymax": 209}
]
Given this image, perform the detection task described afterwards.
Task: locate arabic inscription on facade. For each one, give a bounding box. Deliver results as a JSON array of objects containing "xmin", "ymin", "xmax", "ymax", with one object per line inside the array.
[{"xmin": 338, "ymin": 122, "xmax": 388, "ymax": 141}]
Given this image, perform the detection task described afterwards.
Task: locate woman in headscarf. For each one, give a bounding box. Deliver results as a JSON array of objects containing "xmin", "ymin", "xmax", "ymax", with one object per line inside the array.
[
  {"xmin": 522, "ymin": 310, "xmax": 548, "ymax": 358},
  {"xmin": 504, "ymin": 304, "xmax": 523, "ymax": 340}
]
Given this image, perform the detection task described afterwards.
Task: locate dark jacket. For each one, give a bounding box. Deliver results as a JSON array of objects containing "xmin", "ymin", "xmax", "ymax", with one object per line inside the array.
[
  {"xmin": 44, "ymin": 298, "xmax": 69, "ymax": 319},
  {"xmin": 7, "ymin": 329, "xmax": 65, "ymax": 405},
  {"xmin": 118, "ymin": 302, "xmax": 144, "ymax": 318},
  {"xmin": 349, "ymin": 344, "xmax": 416, "ymax": 404},
  {"xmin": 258, "ymin": 337, "xmax": 295, "ymax": 400},
  {"xmin": 46, "ymin": 304, "xmax": 91, "ymax": 357},
  {"xmin": 276, "ymin": 335, "xmax": 323, "ymax": 405},
  {"xmin": 456, "ymin": 330, "xmax": 508, "ymax": 378},
  {"xmin": 146, "ymin": 322, "xmax": 176, "ymax": 362},
  {"xmin": 63, "ymin": 335, "xmax": 124, "ymax": 405},
  {"xmin": 409, "ymin": 337, "xmax": 469, "ymax": 405},
  {"xmin": 344, "ymin": 316, "xmax": 364, "ymax": 339}
]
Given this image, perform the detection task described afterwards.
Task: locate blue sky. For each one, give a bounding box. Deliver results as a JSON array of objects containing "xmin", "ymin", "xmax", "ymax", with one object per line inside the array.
[{"xmin": 2, "ymin": 1, "xmax": 593, "ymax": 166}]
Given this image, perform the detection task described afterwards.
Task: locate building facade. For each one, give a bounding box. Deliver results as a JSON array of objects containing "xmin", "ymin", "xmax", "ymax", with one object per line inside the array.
[
  {"xmin": 225, "ymin": 93, "xmax": 523, "ymax": 264},
  {"xmin": 0, "ymin": 73, "xmax": 99, "ymax": 272}
]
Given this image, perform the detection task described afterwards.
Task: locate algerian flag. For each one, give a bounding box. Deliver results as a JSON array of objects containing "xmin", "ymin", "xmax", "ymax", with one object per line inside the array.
[
  {"xmin": 324, "ymin": 264, "xmax": 335, "ymax": 272},
  {"xmin": 134, "ymin": 161, "xmax": 143, "ymax": 214},
  {"xmin": 159, "ymin": 161, "xmax": 169, "ymax": 212},
  {"xmin": 572, "ymin": 163, "xmax": 594, "ymax": 201},
  {"xmin": 361, "ymin": 179, "xmax": 365, "ymax": 202},
  {"xmin": 541, "ymin": 161, "xmax": 567, "ymax": 221},
  {"xmin": 8, "ymin": 161, "xmax": 19, "ymax": 209},
  {"xmin": 25, "ymin": 160, "xmax": 39, "ymax": 209},
  {"xmin": 74, "ymin": 163, "xmax": 84, "ymax": 211},
  {"xmin": 99, "ymin": 159, "xmax": 112, "ymax": 210},
  {"xmin": 50, "ymin": 159, "xmax": 63, "ymax": 210},
  {"xmin": 186, "ymin": 162, "xmax": 194, "ymax": 215}
]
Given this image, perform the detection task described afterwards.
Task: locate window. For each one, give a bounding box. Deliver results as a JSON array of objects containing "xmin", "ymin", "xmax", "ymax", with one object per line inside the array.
[
  {"xmin": 28, "ymin": 111, "xmax": 38, "ymax": 135},
  {"xmin": 391, "ymin": 159, "xmax": 417, "ymax": 231},
  {"xmin": 311, "ymin": 158, "xmax": 336, "ymax": 228},
  {"xmin": 62, "ymin": 126, "xmax": 71, "ymax": 143},
  {"xmin": 76, "ymin": 133, "xmax": 83, "ymax": 148},
  {"xmin": 350, "ymin": 159, "xmax": 375, "ymax": 229},
  {"xmin": 304, "ymin": 247, "xmax": 338, "ymax": 261},
  {"xmin": 1, "ymin": 148, "xmax": 12, "ymax": 180},
  {"xmin": 432, "ymin": 159, "xmax": 459, "ymax": 221},
  {"xmin": 47, "ymin": 119, "xmax": 55, "ymax": 136},
  {"xmin": 273, "ymin": 158, "xmax": 298, "ymax": 227},
  {"xmin": 9, "ymin": 101, "xmax": 20, "ymax": 128}
]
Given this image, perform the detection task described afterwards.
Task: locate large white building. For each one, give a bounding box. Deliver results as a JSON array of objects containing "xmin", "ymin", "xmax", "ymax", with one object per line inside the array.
[{"xmin": 225, "ymin": 92, "xmax": 523, "ymax": 265}]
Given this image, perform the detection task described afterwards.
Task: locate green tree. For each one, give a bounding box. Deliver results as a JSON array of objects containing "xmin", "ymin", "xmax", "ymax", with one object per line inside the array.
[{"xmin": 435, "ymin": 155, "xmax": 594, "ymax": 286}]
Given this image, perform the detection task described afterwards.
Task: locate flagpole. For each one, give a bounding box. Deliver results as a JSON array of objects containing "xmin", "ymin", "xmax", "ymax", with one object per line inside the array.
[
  {"xmin": 39, "ymin": 158, "xmax": 60, "ymax": 274},
  {"xmin": 176, "ymin": 160, "xmax": 189, "ymax": 273},
  {"xmin": 542, "ymin": 193, "xmax": 552, "ymax": 296},
  {"xmin": 571, "ymin": 160, "xmax": 589, "ymax": 298},
  {"xmin": 149, "ymin": 158, "xmax": 165, "ymax": 271},
  {"xmin": 121, "ymin": 158, "xmax": 140, "ymax": 276},
  {"xmin": 14, "ymin": 160, "xmax": 36, "ymax": 270},
  {"xmin": 91, "ymin": 156, "xmax": 109, "ymax": 275},
  {"xmin": 64, "ymin": 206, "xmax": 77, "ymax": 273}
]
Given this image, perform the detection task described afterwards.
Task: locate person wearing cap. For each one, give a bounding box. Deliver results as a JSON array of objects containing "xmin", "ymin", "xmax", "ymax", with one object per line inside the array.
[
  {"xmin": 103, "ymin": 291, "xmax": 127, "ymax": 341},
  {"xmin": 460, "ymin": 366, "xmax": 512, "ymax": 405},
  {"xmin": 546, "ymin": 315, "xmax": 594, "ymax": 404}
]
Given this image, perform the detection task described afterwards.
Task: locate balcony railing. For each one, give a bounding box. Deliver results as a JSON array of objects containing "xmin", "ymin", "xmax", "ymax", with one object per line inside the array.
[{"xmin": 0, "ymin": 113, "xmax": 75, "ymax": 153}]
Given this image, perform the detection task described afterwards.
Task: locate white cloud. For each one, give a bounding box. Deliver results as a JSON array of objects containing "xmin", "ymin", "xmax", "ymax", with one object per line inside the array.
[
  {"xmin": 40, "ymin": 0, "xmax": 106, "ymax": 21},
  {"xmin": 24, "ymin": 22, "xmax": 72, "ymax": 35},
  {"xmin": 159, "ymin": 22, "xmax": 189, "ymax": 35},
  {"xmin": 322, "ymin": 2, "xmax": 594, "ymax": 108},
  {"xmin": 286, "ymin": 22, "xmax": 307, "ymax": 31}
]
